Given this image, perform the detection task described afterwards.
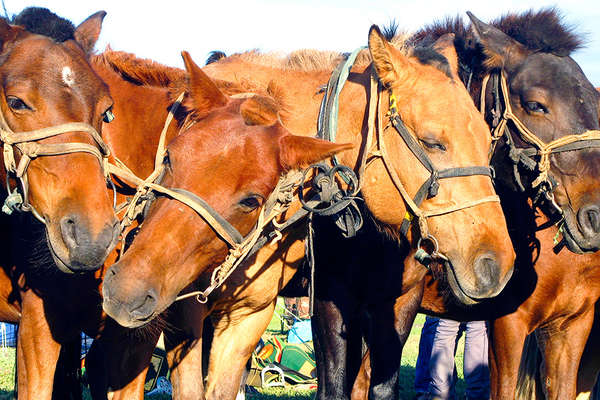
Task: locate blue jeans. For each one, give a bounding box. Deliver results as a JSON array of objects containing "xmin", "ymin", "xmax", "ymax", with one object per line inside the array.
[{"xmin": 415, "ymin": 317, "xmax": 490, "ymax": 400}]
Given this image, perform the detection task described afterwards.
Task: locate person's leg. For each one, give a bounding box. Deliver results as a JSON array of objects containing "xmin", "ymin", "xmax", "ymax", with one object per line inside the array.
[
  {"xmin": 428, "ymin": 318, "xmax": 461, "ymax": 400},
  {"xmin": 415, "ymin": 317, "xmax": 439, "ymax": 397},
  {"xmin": 463, "ymin": 321, "xmax": 490, "ymax": 400}
]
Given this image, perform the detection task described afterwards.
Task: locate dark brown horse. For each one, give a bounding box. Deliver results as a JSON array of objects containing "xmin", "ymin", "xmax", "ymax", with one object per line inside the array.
[
  {"xmin": 352, "ymin": 9, "xmax": 600, "ymax": 400},
  {"xmin": 100, "ymin": 24, "xmax": 515, "ymax": 400},
  {"xmin": 0, "ymin": 8, "xmax": 120, "ymax": 399}
]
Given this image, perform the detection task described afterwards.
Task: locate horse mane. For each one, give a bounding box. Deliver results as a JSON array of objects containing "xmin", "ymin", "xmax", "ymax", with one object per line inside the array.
[
  {"xmin": 10, "ymin": 7, "xmax": 75, "ymax": 43},
  {"xmin": 215, "ymin": 30, "xmax": 412, "ymax": 73},
  {"xmin": 92, "ymin": 48, "xmax": 290, "ymax": 124},
  {"xmin": 92, "ymin": 48, "xmax": 187, "ymax": 87},
  {"xmin": 206, "ymin": 50, "xmax": 226, "ymax": 65},
  {"xmin": 411, "ymin": 7, "xmax": 584, "ymax": 58}
]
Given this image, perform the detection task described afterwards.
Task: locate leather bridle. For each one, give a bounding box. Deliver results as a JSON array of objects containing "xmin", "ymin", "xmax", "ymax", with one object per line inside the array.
[
  {"xmin": 482, "ymin": 70, "xmax": 600, "ymax": 226},
  {"xmin": 0, "ymin": 108, "xmax": 112, "ymax": 224}
]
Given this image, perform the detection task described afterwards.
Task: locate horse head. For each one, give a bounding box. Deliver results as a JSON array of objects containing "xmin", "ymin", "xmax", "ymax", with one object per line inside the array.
[
  {"xmin": 364, "ymin": 26, "xmax": 515, "ymax": 304},
  {"xmin": 469, "ymin": 10, "xmax": 600, "ymax": 253},
  {"xmin": 0, "ymin": 8, "xmax": 119, "ymax": 272}
]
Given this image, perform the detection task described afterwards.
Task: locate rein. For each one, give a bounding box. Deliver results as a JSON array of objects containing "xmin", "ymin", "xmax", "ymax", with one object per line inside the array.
[
  {"xmin": 0, "ymin": 108, "xmax": 112, "ymax": 224},
  {"xmin": 481, "ymin": 70, "xmax": 600, "ymax": 226}
]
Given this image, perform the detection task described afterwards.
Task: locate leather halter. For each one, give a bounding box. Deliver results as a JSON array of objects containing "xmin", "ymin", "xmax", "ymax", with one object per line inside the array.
[
  {"xmin": 109, "ymin": 93, "xmax": 314, "ymax": 304},
  {"xmin": 482, "ymin": 70, "xmax": 600, "ymax": 223},
  {"xmin": 0, "ymin": 107, "xmax": 111, "ymax": 224},
  {"xmin": 317, "ymin": 46, "xmax": 499, "ymax": 264},
  {"xmin": 361, "ymin": 72, "xmax": 499, "ymax": 263}
]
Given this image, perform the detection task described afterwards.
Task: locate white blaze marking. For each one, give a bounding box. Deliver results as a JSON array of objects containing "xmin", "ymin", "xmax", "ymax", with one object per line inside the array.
[{"xmin": 62, "ymin": 66, "xmax": 75, "ymax": 87}]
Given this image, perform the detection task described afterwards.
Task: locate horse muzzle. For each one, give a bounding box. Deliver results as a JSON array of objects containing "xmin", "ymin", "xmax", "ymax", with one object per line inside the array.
[{"xmin": 562, "ymin": 205, "xmax": 600, "ymax": 253}]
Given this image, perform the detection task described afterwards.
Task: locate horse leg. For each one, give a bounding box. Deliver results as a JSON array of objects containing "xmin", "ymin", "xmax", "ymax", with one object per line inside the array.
[
  {"xmin": 204, "ymin": 303, "xmax": 275, "ymax": 400},
  {"xmin": 577, "ymin": 303, "xmax": 600, "ymax": 397},
  {"xmin": 367, "ymin": 286, "xmax": 422, "ymax": 400},
  {"xmin": 86, "ymin": 326, "xmax": 159, "ymax": 400},
  {"xmin": 536, "ymin": 306, "xmax": 594, "ymax": 400},
  {"xmin": 350, "ymin": 351, "xmax": 370, "ymax": 400},
  {"xmin": 166, "ymin": 331, "xmax": 205, "ymax": 399},
  {"xmin": 312, "ymin": 290, "xmax": 362, "ymax": 400},
  {"xmin": 16, "ymin": 290, "xmax": 62, "ymax": 400},
  {"xmin": 52, "ymin": 336, "xmax": 83, "ymax": 400},
  {"xmin": 488, "ymin": 313, "xmax": 528, "ymax": 400}
]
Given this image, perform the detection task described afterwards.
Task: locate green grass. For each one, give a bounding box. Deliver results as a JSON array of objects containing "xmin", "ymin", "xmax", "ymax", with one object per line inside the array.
[
  {"xmin": 0, "ymin": 314, "xmax": 468, "ymax": 399},
  {"xmin": 1, "ymin": 348, "xmax": 16, "ymax": 400}
]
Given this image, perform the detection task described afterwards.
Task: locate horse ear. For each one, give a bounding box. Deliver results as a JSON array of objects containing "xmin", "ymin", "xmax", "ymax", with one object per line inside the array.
[
  {"xmin": 278, "ymin": 135, "xmax": 353, "ymax": 171},
  {"xmin": 74, "ymin": 11, "xmax": 106, "ymax": 55},
  {"xmin": 432, "ymin": 33, "xmax": 461, "ymax": 81},
  {"xmin": 0, "ymin": 18, "xmax": 22, "ymax": 50},
  {"xmin": 240, "ymin": 95, "xmax": 279, "ymax": 126},
  {"xmin": 181, "ymin": 51, "xmax": 228, "ymax": 115},
  {"xmin": 467, "ymin": 11, "xmax": 527, "ymax": 70},
  {"xmin": 368, "ymin": 25, "xmax": 414, "ymax": 89}
]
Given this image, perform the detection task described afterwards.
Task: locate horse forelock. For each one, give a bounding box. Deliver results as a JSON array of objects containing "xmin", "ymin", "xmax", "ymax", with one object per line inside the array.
[
  {"xmin": 491, "ymin": 8, "xmax": 585, "ymax": 57},
  {"xmin": 11, "ymin": 7, "xmax": 75, "ymax": 43},
  {"xmin": 412, "ymin": 8, "xmax": 585, "ymax": 62}
]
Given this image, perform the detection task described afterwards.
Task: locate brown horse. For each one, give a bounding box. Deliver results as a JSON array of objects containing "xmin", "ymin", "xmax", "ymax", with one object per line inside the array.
[
  {"xmin": 100, "ymin": 25, "xmax": 515, "ymax": 400},
  {"xmin": 352, "ymin": 9, "xmax": 600, "ymax": 400},
  {"xmin": 0, "ymin": 7, "xmax": 121, "ymax": 399}
]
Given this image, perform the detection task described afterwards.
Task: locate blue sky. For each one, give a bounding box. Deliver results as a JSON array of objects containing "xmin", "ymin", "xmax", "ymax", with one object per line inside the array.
[{"xmin": 4, "ymin": 1, "xmax": 600, "ymax": 85}]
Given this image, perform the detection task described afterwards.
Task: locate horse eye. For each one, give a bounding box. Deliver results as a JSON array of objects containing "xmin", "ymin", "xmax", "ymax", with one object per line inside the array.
[
  {"xmin": 524, "ymin": 101, "xmax": 547, "ymax": 114},
  {"xmin": 239, "ymin": 195, "xmax": 263, "ymax": 212},
  {"xmin": 103, "ymin": 107, "xmax": 115, "ymax": 123},
  {"xmin": 163, "ymin": 151, "xmax": 171, "ymax": 167},
  {"xmin": 419, "ymin": 139, "xmax": 447, "ymax": 152},
  {"xmin": 6, "ymin": 96, "xmax": 30, "ymax": 111}
]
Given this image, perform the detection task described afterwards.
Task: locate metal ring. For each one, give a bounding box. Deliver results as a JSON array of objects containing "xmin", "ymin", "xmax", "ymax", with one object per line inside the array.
[{"xmin": 417, "ymin": 235, "xmax": 439, "ymax": 255}]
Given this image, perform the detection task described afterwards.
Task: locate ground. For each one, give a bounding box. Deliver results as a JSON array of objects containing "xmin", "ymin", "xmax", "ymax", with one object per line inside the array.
[{"xmin": 0, "ymin": 314, "xmax": 467, "ymax": 399}]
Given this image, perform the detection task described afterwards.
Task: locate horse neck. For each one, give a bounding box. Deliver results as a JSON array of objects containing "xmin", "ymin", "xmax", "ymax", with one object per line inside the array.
[
  {"xmin": 205, "ymin": 60, "xmax": 369, "ymax": 147},
  {"xmin": 92, "ymin": 60, "xmax": 179, "ymax": 178}
]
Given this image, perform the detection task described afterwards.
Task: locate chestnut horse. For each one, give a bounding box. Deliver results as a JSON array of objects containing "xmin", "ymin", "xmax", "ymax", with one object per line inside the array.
[
  {"xmin": 352, "ymin": 9, "xmax": 600, "ymax": 400},
  {"xmin": 101, "ymin": 25, "xmax": 515, "ymax": 399},
  {"xmin": 0, "ymin": 8, "xmax": 121, "ymax": 399}
]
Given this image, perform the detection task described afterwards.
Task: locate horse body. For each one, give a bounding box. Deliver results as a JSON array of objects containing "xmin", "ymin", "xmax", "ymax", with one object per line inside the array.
[{"xmin": 0, "ymin": 8, "xmax": 129, "ymax": 399}]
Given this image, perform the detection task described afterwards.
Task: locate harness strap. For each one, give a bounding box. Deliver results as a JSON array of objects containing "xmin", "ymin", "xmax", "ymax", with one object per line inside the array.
[
  {"xmin": 0, "ymin": 107, "xmax": 111, "ymax": 222},
  {"xmin": 483, "ymin": 71, "xmax": 600, "ymax": 188},
  {"xmin": 373, "ymin": 87, "xmax": 500, "ymax": 240},
  {"xmin": 318, "ymin": 46, "xmax": 366, "ymax": 183}
]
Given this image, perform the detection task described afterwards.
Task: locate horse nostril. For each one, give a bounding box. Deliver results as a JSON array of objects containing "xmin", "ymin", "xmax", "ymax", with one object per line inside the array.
[
  {"xmin": 473, "ymin": 255, "xmax": 500, "ymax": 293},
  {"xmin": 578, "ymin": 205, "xmax": 600, "ymax": 235},
  {"xmin": 60, "ymin": 215, "xmax": 79, "ymax": 249},
  {"xmin": 128, "ymin": 288, "xmax": 158, "ymax": 320}
]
